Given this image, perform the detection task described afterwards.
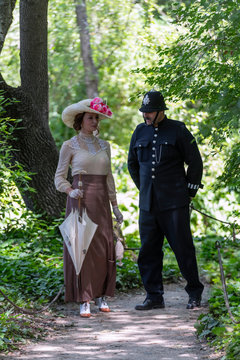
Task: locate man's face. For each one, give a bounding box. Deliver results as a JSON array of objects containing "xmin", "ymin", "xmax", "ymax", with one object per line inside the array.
[{"xmin": 143, "ymin": 111, "xmax": 164, "ymax": 126}]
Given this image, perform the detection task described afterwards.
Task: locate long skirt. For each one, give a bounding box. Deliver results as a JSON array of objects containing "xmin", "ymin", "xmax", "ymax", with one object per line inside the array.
[{"xmin": 64, "ymin": 174, "xmax": 116, "ymax": 303}]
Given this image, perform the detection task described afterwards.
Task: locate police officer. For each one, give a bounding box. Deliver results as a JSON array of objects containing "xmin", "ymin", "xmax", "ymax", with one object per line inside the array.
[{"xmin": 128, "ymin": 90, "xmax": 204, "ymax": 310}]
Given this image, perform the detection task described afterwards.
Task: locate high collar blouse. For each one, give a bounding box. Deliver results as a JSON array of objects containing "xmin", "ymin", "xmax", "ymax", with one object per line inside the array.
[{"xmin": 54, "ymin": 133, "xmax": 117, "ymax": 203}]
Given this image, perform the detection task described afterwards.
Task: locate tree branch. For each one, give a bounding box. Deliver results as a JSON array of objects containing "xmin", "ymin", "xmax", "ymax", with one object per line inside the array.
[
  {"xmin": 96, "ymin": 6, "xmax": 133, "ymax": 70},
  {"xmin": 0, "ymin": 0, "xmax": 17, "ymax": 54}
]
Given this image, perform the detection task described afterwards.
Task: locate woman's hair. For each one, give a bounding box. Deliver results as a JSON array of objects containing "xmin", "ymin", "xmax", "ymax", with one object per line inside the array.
[{"xmin": 73, "ymin": 113, "xmax": 85, "ymax": 131}]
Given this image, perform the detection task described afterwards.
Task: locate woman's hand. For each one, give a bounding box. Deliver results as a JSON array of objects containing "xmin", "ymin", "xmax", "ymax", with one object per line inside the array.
[
  {"xmin": 112, "ymin": 206, "xmax": 123, "ymax": 224},
  {"xmin": 69, "ymin": 189, "xmax": 83, "ymax": 199}
]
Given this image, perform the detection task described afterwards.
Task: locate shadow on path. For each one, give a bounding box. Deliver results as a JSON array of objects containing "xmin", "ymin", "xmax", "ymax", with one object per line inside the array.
[{"xmin": 1, "ymin": 283, "xmax": 223, "ymax": 360}]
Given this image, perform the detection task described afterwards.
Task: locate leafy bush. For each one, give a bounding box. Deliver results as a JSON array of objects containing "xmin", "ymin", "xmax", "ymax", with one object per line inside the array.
[
  {"xmin": 0, "ymin": 217, "xmax": 64, "ymax": 303},
  {"xmin": 0, "ymin": 92, "xmax": 34, "ymax": 231},
  {"xmin": 0, "ymin": 310, "xmax": 44, "ymax": 352},
  {"xmin": 116, "ymin": 254, "xmax": 141, "ymax": 291},
  {"xmin": 195, "ymin": 234, "xmax": 240, "ymax": 359}
]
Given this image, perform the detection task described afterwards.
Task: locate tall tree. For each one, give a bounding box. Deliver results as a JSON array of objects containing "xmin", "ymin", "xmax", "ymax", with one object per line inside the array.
[
  {"xmin": 0, "ymin": 0, "xmax": 65, "ymax": 217},
  {"xmin": 74, "ymin": 0, "xmax": 98, "ymax": 98}
]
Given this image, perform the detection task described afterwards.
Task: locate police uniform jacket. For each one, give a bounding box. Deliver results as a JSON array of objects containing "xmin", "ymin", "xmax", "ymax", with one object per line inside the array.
[{"xmin": 128, "ymin": 116, "xmax": 203, "ymax": 212}]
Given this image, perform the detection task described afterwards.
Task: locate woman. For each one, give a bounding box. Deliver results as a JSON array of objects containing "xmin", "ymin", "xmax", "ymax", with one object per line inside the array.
[{"xmin": 55, "ymin": 97, "xmax": 123, "ymax": 318}]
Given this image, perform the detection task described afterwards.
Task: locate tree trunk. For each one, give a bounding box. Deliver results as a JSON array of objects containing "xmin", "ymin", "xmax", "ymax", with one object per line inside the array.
[
  {"xmin": 0, "ymin": 0, "xmax": 17, "ymax": 53},
  {"xmin": 75, "ymin": 0, "xmax": 99, "ymax": 98},
  {"xmin": 20, "ymin": 0, "xmax": 49, "ymax": 127},
  {"xmin": 0, "ymin": 0, "xmax": 66, "ymax": 217}
]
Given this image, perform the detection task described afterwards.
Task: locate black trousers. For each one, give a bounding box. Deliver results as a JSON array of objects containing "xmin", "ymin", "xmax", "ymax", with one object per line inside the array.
[{"xmin": 138, "ymin": 202, "xmax": 204, "ymax": 301}]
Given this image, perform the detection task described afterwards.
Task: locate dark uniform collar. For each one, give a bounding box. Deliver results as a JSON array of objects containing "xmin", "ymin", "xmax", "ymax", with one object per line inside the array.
[
  {"xmin": 143, "ymin": 115, "xmax": 167, "ymax": 128},
  {"xmin": 152, "ymin": 115, "xmax": 167, "ymax": 128}
]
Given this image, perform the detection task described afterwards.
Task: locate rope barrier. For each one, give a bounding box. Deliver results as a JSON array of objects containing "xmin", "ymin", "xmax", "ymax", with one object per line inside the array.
[
  {"xmin": 192, "ymin": 205, "xmax": 239, "ymax": 324},
  {"xmin": 190, "ymin": 204, "xmax": 238, "ymax": 242},
  {"xmin": 0, "ymin": 284, "xmax": 64, "ymax": 315},
  {"xmin": 190, "ymin": 204, "xmax": 233, "ymax": 226},
  {"xmin": 124, "ymin": 205, "xmax": 237, "ymax": 251},
  {"xmin": 215, "ymin": 241, "xmax": 240, "ymax": 324}
]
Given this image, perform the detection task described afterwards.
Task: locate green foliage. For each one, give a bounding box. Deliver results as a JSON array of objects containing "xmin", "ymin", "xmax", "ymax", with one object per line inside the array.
[
  {"xmin": 0, "ymin": 91, "xmax": 35, "ymax": 230},
  {"xmin": 1, "ymin": 137, "xmax": 238, "ymax": 356},
  {"xmin": 195, "ymin": 313, "xmax": 224, "ymax": 340},
  {"xmin": 1, "ymin": 0, "xmax": 179, "ymax": 148},
  {"xmin": 47, "ymin": 1, "xmax": 86, "ymax": 147},
  {"xmin": 195, "ymin": 234, "xmax": 240, "ymax": 359},
  {"xmin": 0, "ymin": 311, "xmax": 41, "ymax": 352},
  {"xmin": 217, "ymin": 143, "xmax": 240, "ymax": 192},
  {"xmin": 0, "ymin": 218, "xmax": 64, "ymax": 302},
  {"xmin": 135, "ymin": 0, "xmax": 240, "ymax": 191},
  {"xmin": 0, "ymin": 214, "xmax": 64, "ymax": 351},
  {"xmin": 1, "ymin": 1, "xmax": 240, "ymax": 356},
  {"xmin": 195, "ymin": 311, "xmax": 240, "ymax": 360},
  {"xmin": 0, "ymin": 93, "xmax": 64, "ymax": 350},
  {"xmin": 116, "ymin": 254, "xmax": 142, "ymax": 291},
  {"xmin": 225, "ymin": 333, "xmax": 240, "ymax": 360}
]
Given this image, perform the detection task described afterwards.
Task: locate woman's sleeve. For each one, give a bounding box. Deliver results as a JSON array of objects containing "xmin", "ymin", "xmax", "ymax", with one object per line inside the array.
[
  {"xmin": 106, "ymin": 142, "xmax": 117, "ymax": 203},
  {"xmin": 54, "ymin": 142, "xmax": 72, "ymax": 192}
]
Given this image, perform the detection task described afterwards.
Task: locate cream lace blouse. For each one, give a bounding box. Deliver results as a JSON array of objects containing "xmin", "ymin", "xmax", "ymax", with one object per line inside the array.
[{"xmin": 54, "ymin": 132, "xmax": 117, "ymax": 203}]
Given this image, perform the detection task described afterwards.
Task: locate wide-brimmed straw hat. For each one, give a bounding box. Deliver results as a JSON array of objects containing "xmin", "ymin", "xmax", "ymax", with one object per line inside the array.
[{"xmin": 62, "ymin": 97, "xmax": 113, "ymax": 128}]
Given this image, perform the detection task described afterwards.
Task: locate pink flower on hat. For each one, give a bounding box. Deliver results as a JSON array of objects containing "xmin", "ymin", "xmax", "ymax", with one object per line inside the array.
[
  {"xmin": 102, "ymin": 104, "xmax": 108, "ymax": 113},
  {"xmin": 90, "ymin": 98, "xmax": 102, "ymax": 108},
  {"xmin": 93, "ymin": 97, "xmax": 102, "ymax": 104},
  {"xmin": 90, "ymin": 97, "xmax": 112, "ymax": 117},
  {"xmin": 92, "ymin": 103, "xmax": 103, "ymax": 112}
]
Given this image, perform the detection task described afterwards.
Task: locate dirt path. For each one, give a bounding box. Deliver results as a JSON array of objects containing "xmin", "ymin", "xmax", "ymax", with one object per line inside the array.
[{"xmin": 1, "ymin": 283, "xmax": 223, "ymax": 360}]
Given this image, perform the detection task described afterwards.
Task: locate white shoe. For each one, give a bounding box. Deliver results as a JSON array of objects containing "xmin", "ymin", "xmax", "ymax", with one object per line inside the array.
[
  {"xmin": 80, "ymin": 302, "xmax": 91, "ymax": 317},
  {"xmin": 95, "ymin": 297, "xmax": 110, "ymax": 312}
]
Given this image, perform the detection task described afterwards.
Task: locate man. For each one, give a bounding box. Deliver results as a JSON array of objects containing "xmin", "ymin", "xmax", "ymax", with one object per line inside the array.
[{"xmin": 128, "ymin": 90, "xmax": 204, "ymax": 310}]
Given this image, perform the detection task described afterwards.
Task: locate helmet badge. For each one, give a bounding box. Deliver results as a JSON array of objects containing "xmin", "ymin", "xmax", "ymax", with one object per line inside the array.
[{"xmin": 143, "ymin": 94, "xmax": 150, "ymax": 106}]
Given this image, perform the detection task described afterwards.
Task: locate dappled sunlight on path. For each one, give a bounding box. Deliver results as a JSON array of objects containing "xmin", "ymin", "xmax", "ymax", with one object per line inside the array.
[{"xmin": 1, "ymin": 283, "xmax": 222, "ymax": 360}]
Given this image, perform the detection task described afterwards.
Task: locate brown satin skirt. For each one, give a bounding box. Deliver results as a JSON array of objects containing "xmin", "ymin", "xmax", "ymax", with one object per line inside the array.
[{"xmin": 64, "ymin": 174, "xmax": 116, "ymax": 303}]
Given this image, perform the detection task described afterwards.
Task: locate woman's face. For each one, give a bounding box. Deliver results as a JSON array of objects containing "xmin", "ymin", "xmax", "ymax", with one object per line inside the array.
[{"xmin": 81, "ymin": 112, "xmax": 99, "ymax": 134}]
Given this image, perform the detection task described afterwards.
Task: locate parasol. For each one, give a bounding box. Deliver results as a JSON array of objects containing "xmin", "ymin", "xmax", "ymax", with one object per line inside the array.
[{"xmin": 59, "ymin": 208, "xmax": 98, "ymax": 276}]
